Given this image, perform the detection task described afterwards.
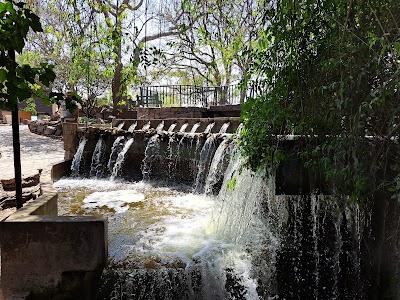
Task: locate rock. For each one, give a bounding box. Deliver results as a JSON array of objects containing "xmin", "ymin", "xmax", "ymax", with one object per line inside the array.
[
  {"xmin": 44, "ymin": 125, "xmax": 56, "ymax": 135},
  {"xmin": 37, "ymin": 123, "xmax": 45, "ymax": 134},
  {"xmin": 1, "ymin": 173, "xmax": 41, "ymax": 191}
]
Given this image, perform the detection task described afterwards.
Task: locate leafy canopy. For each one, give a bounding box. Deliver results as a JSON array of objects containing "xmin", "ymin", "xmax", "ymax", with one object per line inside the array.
[
  {"xmin": 241, "ymin": 0, "xmax": 400, "ymax": 200},
  {"xmin": 0, "ymin": 0, "xmax": 59, "ymax": 110}
]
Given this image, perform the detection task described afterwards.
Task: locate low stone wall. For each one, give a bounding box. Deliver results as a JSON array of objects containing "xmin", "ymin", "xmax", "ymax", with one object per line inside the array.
[
  {"xmin": 71, "ymin": 118, "xmax": 240, "ymax": 182},
  {"xmin": 136, "ymin": 105, "xmax": 241, "ymax": 119},
  {"xmin": 0, "ymin": 160, "xmax": 107, "ymax": 300},
  {"xmin": 28, "ymin": 120, "xmax": 63, "ymax": 138},
  {"xmin": 111, "ymin": 117, "xmax": 241, "ymax": 134}
]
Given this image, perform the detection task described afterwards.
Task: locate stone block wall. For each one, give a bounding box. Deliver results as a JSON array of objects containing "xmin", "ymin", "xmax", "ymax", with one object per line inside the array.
[{"xmin": 0, "ymin": 161, "xmax": 108, "ymax": 300}]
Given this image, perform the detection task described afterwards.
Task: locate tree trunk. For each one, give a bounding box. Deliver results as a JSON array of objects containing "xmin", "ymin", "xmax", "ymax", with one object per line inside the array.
[{"xmin": 11, "ymin": 104, "xmax": 23, "ymax": 210}]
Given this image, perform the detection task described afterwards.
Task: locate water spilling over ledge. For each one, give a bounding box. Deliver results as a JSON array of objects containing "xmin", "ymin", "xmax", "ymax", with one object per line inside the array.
[{"xmin": 54, "ymin": 118, "xmax": 400, "ymax": 299}]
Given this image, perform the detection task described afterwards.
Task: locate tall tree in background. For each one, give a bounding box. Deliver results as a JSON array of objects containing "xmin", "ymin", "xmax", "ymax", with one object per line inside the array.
[
  {"xmin": 161, "ymin": 0, "xmax": 263, "ymax": 103},
  {"xmin": 23, "ymin": 0, "xmax": 113, "ymax": 116},
  {"xmin": 93, "ymin": 0, "xmax": 180, "ymax": 111}
]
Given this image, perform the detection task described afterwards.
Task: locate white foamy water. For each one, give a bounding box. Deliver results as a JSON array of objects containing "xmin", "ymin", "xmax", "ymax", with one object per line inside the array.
[
  {"xmin": 54, "ymin": 178, "xmax": 119, "ymax": 190},
  {"xmin": 55, "ymin": 147, "xmax": 266, "ymax": 299},
  {"xmin": 83, "ymin": 190, "xmax": 145, "ymax": 213}
]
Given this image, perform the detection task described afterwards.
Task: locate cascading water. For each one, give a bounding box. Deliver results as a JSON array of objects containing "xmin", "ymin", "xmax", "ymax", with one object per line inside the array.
[
  {"xmin": 110, "ymin": 138, "xmax": 134, "ymax": 180},
  {"xmin": 142, "ymin": 121, "xmax": 151, "ymax": 131},
  {"xmin": 141, "ymin": 134, "xmax": 161, "ymax": 180},
  {"xmin": 60, "ymin": 126, "xmax": 371, "ymax": 300},
  {"xmin": 236, "ymin": 123, "xmax": 244, "ymax": 135},
  {"xmin": 190, "ymin": 122, "xmax": 201, "ymax": 133},
  {"xmin": 219, "ymin": 122, "xmax": 230, "ymax": 134},
  {"xmin": 204, "ymin": 122, "xmax": 215, "ymax": 134},
  {"xmin": 204, "ymin": 138, "xmax": 233, "ymax": 195},
  {"xmin": 116, "ymin": 122, "xmax": 125, "ymax": 130},
  {"xmin": 156, "ymin": 121, "xmax": 164, "ymax": 133},
  {"xmin": 194, "ymin": 135, "xmax": 218, "ymax": 193},
  {"xmin": 107, "ymin": 136, "xmax": 126, "ymax": 173},
  {"xmin": 90, "ymin": 136, "xmax": 106, "ymax": 178},
  {"xmin": 166, "ymin": 135, "xmax": 178, "ymax": 178},
  {"xmin": 70, "ymin": 137, "xmax": 87, "ymax": 177},
  {"xmin": 167, "ymin": 123, "xmax": 177, "ymax": 132},
  {"xmin": 179, "ymin": 123, "xmax": 189, "ymax": 133},
  {"xmin": 128, "ymin": 122, "xmax": 138, "ymax": 133}
]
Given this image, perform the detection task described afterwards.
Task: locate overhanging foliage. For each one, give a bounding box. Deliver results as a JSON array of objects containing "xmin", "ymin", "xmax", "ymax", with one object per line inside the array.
[{"xmin": 241, "ymin": 0, "xmax": 400, "ymax": 200}]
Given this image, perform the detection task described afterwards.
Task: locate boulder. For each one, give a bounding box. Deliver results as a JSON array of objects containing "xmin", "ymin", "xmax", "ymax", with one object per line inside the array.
[{"xmin": 44, "ymin": 125, "xmax": 56, "ymax": 135}]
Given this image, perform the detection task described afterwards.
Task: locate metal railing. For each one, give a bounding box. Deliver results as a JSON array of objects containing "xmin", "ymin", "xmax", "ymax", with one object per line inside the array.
[{"xmin": 129, "ymin": 84, "xmax": 255, "ymax": 108}]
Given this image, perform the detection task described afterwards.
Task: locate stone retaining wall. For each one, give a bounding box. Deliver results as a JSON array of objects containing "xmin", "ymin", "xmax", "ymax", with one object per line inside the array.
[
  {"xmin": 0, "ymin": 161, "xmax": 107, "ymax": 300},
  {"xmin": 28, "ymin": 120, "xmax": 63, "ymax": 138}
]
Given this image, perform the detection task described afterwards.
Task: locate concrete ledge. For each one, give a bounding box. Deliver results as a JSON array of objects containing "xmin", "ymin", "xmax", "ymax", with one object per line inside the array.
[
  {"xmin": 111, "ymin": 117, "xmax": 241, "ymax": 134},
  {"xmin": 0, "ymin": 161, "xmax": 107, "ymax": 300}
]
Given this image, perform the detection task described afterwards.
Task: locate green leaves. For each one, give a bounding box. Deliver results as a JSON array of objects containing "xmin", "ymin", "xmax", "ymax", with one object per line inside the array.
[
  {"xmin": 241, "ymin": 0, "xmax": 400, "ymax": 201},
  {"xmin": 0, "ymin": 69, "xmax": 7, "ymax": 81},
  {"xmin": 0, "ymin": 0, "xmax": 56, "ymax": 110}
]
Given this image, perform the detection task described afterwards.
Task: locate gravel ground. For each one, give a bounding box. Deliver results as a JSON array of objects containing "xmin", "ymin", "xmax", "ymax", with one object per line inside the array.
[{"xmin": 0, "ymin": 124, "xmax": 65, "ymax": 180}]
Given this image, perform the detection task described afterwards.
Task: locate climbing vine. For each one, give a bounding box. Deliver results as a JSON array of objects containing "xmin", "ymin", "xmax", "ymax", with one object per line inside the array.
[{"xmin": 241, "ymin": 0, "xmax": 400, "ymax": 200}]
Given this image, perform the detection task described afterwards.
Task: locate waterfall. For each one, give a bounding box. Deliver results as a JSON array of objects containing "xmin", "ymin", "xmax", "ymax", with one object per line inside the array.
[
  {"xmin": 207, "ymin": 145, "xmax": 367, "ymax": 299},
  {"xmin": 204, "ymin": 138, "xmax": 232, "ymax": 195},
  {"xmin": 110, "ymin": 138, "xmax": 134, "ymax": 180},
  {"xmin": 167, "ymin": 135, "xmax": 178, "ymax": 178},
  {"xmin": 194, "ymin": 135, "xmax": 218, "ymax": 193},
  {"xmin": 107, "ymin": 136, "xmax": 125, "ymax": 173},
  {"xmin": 128, "ymin": 122, "xmax": 137, "ymax": 133},
  {"xmin": 65, "ymin": 126, "xmax": 370, "ymax": 299},
  {"xmin": 204, "ymin": 122, "xmax": 215, "ymax": 133},
  {"xmin": 179, "ymin": 123, "xmax": 189, "ymax": 133},
  {"xmin": 156, "ymin": 121, "xmax": 164, "ymax": 133},
  {"xmin": 219, "ymin": 122, "xmax": 230, "ymax": 134},
  {"xmin": 190, "ymin": 122, "xmax": 201, "ymax": 133},
  {"xmin": 141, "ymin": 135, "xmax": 161, "ymax": 180},
  {"xmin": 70, "ymin": 137, "xmax": 87, "ymax": 177},
  {"xmin": 89, "ymin": 136, "xmax": 106, "ymax": 178},
  {"xmin": 167, "ymin": 123, "xmax": 177, "ymax": 132},
  {"xmin": 142, "ymin": 121, "xmax": 151, "ymax": 131}
]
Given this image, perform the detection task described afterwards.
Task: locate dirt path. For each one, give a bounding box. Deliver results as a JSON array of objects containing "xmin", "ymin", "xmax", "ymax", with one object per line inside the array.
[{"xmin": 0, "ymin": 124, "xmax": 65, "ymax": 180}]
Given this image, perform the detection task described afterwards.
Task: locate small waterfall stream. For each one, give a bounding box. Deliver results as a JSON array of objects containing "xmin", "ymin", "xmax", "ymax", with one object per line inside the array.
[
  {"xmin": 142, "ymin": 121, "xmax": 151, "ymax": 131},
  {"xmin": 90, "ymin": 136, "xmax": 106, "ymax": 178},
  {"xmin": 190, "ymin": 122, "xmax": 201, "ymax": 133},
  {"xmin": 110, "ymin": 138, "xmax": 134, "ymax": 180},
  {"xmin": 204, "ymin": 138, "xmax": 232, "ymax": 195},
  {"xmin": 107, "ymin": 136, "xmax": 126, "ymax": 173},
  {"xmin": 128, "ymin": 122, "xmax": 137, "ymax": 133},
  {"xmin": 156, "ymin": 121, "xmax": 164, "ymax": 132},
  {"xmin": 70, "ymin": 137, "xmax": 87, "ymax": 177},
  {"xmin": 219, "ymin": 122, "xmax": 230, "ymax": 134},
  {"xmin": 116, "ymin": 122, "xmax": 125, "ymax": 130},
  {"xmin": 141, "ymin": 135, "xmax": 161, "ymax": 180},
  {"xmin": 167, "ymin": 123, "xmax": 177, "ymax": 132},
  {"xmin": 204, "ymin": 122, "xmax": 215, "ymax": 133},
  {"xmin": 179, "ymin": 123, "xmax": 189, "ymax": 133},
  {"xmin": 194, "ymin": 135, "xmax": 218, "ymax": 193}
]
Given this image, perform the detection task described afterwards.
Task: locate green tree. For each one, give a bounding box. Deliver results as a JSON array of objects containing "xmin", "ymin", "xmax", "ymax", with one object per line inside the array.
[
  {"xmin": 162, "ymin": 0, "xmax": 263, "ymax": 103},
  {"xmin": 0, "ymin": 0, "xmax": 58, "ymax": 209},
  {"xmin": 0, "ymin": 1, "xmax": 56, "ymax": 110},
  {"xmin": 241, "ymin": 0, "xmax": 400, "ymax": 200},
  {"xmin": 93, "ymin": 0, "xmax": 180, "ymax": 111}
]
